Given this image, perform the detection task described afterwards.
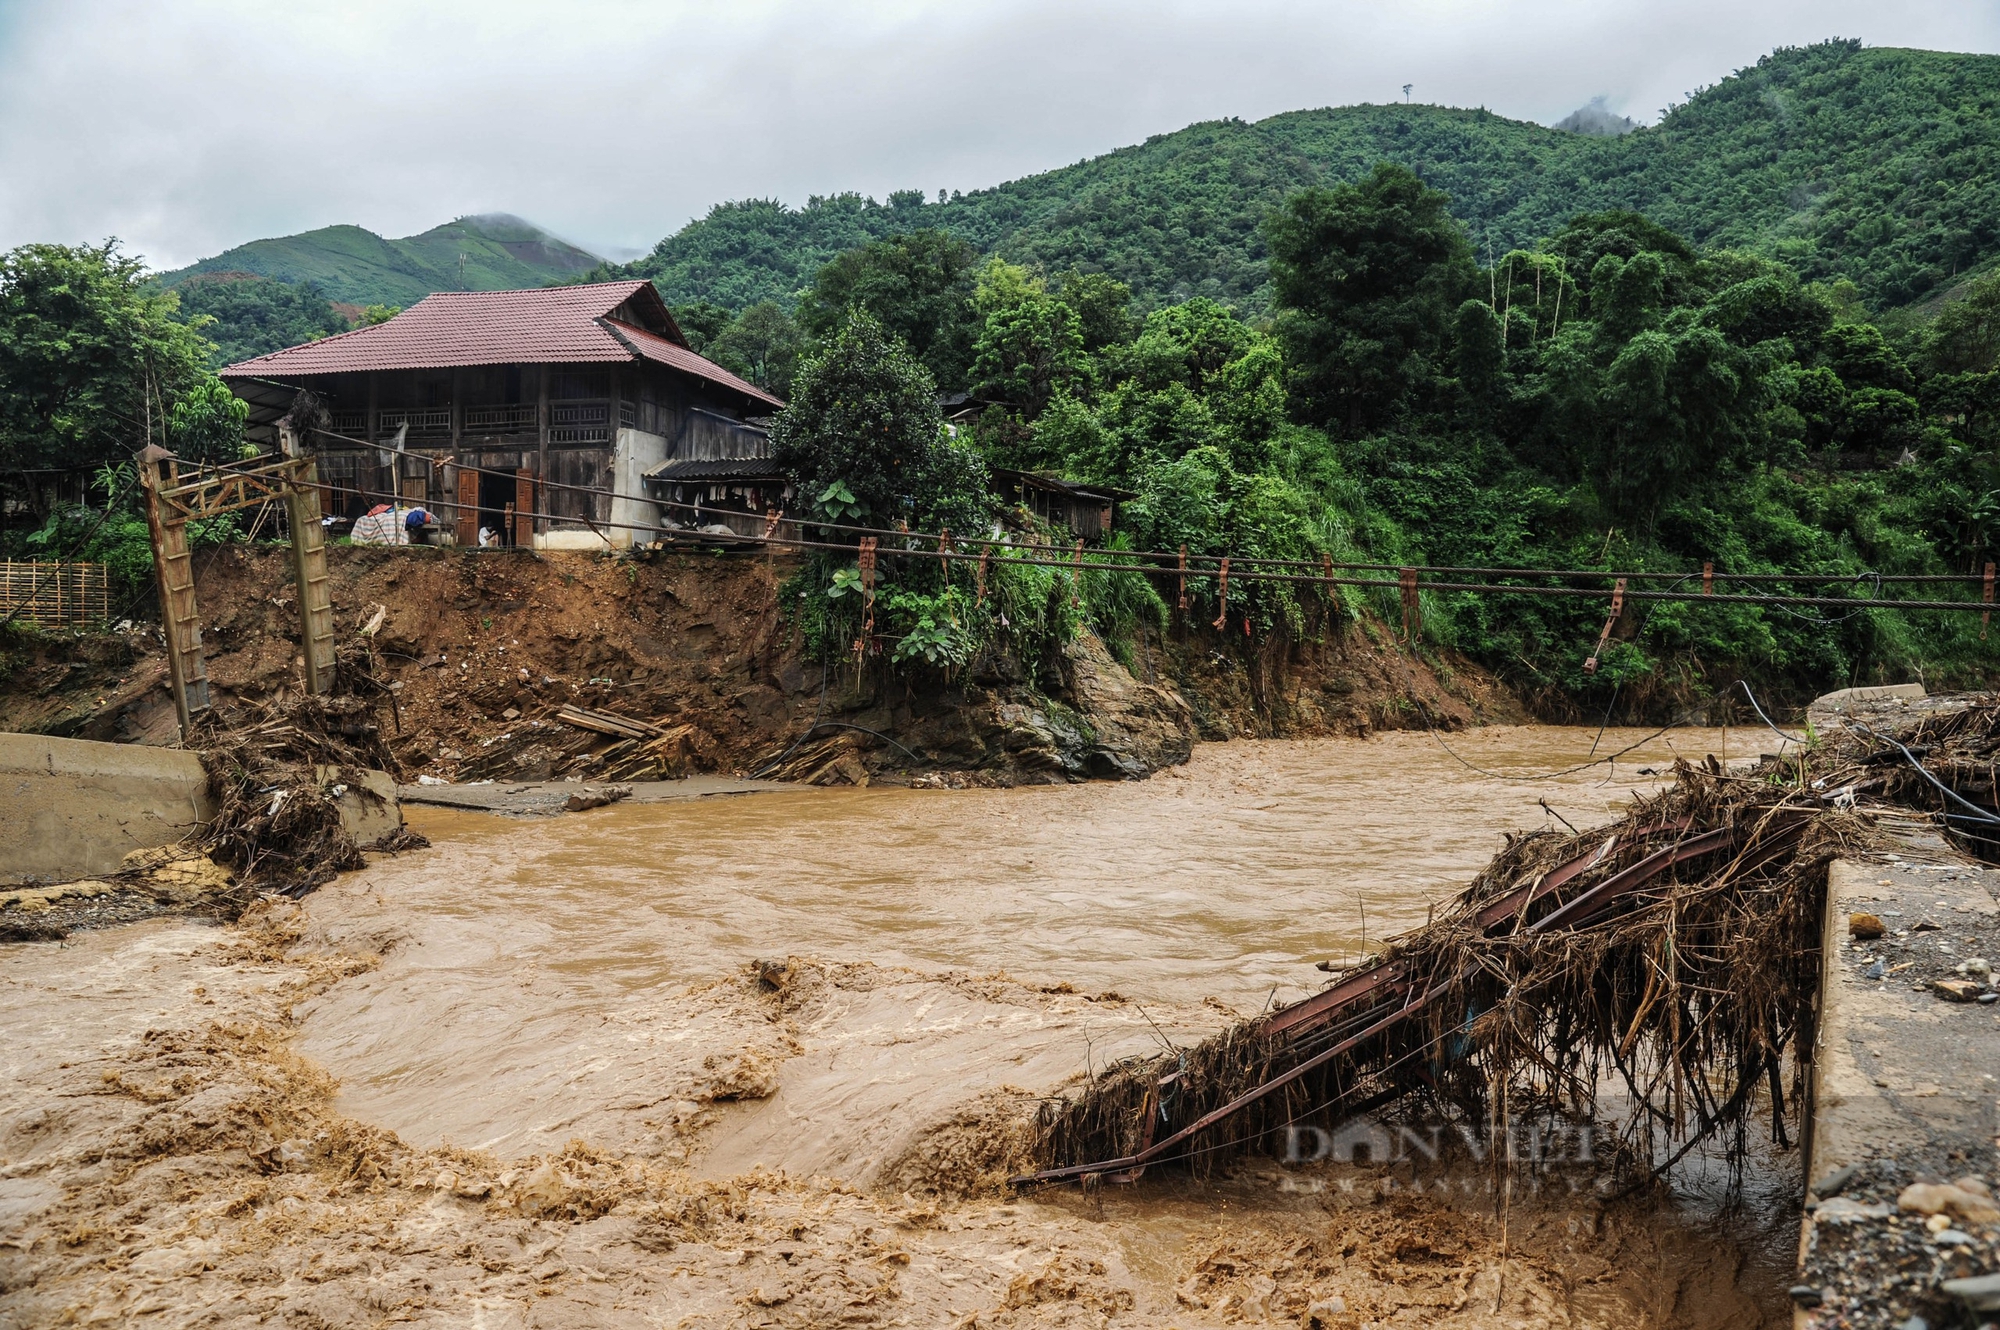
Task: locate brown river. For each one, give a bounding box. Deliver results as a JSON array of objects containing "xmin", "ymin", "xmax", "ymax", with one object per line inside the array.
[
  {"xmin": 301, "ymin": 727, "xmax": 1759, "ymax": 1154},
  {"xmin": 3, "ymin": 725, "xmax": 1795, "ymax": 1328}
]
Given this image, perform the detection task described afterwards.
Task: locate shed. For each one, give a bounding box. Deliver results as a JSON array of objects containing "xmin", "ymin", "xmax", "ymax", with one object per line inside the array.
[
  {"xmin": 643, "ymin": 456, "xmax": 795, "ymax": 543},
  {"xmin": 990, "ymin": 468, "xmax": 1134, "ymax": 539}
]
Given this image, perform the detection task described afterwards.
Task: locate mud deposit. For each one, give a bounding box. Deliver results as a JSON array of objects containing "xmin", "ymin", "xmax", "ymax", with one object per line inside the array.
[{"xmin": 2, "ymin": 729, "xmax": 1794, "ymax": 1327}]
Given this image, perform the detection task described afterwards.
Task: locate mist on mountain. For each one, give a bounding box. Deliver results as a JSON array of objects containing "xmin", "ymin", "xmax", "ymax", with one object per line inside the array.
[{"xmin": 1552, "ymin": 96, "xmax": 1640, "ymax": 136}]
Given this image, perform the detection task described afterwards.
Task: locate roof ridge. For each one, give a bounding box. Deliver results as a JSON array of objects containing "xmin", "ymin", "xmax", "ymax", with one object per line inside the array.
[
  {"xmin": 216, "ymin": 282, "xmax": 780, "ymax": 408},
  {"xmin": 415, "ymin": 279, "xmax": 645, "ymax": 299},
  {"xmin": 601, "ymin": 318, "xmax": 784, "ymax": 409},
  {"xmin": 596, "ymin": 316, "xmax": 642, "ymax": 356}
]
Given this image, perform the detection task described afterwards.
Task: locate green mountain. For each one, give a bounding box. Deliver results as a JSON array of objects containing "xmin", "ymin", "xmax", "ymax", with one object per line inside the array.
[
  {"xmin": 161, "ymin": 213, "xmax": 602, "ymax": 309},
  {"xmin": 172, "ymin": 272, "xmax": 352, "ymax": 366},
  {"xmin": 162, "ymin": 41, "xmax": 2000, "ymax": 330},
  {"xmin": 624, "ymin": 40, "xmax": 2000, "ymax": 316}
]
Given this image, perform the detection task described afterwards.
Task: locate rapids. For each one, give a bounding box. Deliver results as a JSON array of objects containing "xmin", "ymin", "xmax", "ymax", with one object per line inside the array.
[
  {"xmin": 295, "ymin": 726, "xmax": 1757, "ymax": 1156},
  {"xmin": 2, "ymin": 725, "xmax": 1794, "ymax": 1328}
]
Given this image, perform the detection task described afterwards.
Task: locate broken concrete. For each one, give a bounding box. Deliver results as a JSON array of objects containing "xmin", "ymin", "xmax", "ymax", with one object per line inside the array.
[
  {"xmin": 314, "ymin": 765, "xmax": 403, "ymax": 843},
  {"xmin": 1811, "ymin": 683, "xmax": 1928, "ymax": 712},
  {"xmin": 398, "ymin": 774, "xmax": 786, "ymax": 816},
  {"xmin": 0, "ymin": 732, "xmax": 212, "ymax": 884}
]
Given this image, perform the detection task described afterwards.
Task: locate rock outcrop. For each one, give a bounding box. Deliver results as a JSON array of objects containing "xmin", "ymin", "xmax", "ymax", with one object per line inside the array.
[
  {"xmin": 1056, "ymin": 633, "xmax": 1195, "ymax": 778},
  {"xmin": 765, "ymin": 633, "xmax": 1196, "ymax": 786}
]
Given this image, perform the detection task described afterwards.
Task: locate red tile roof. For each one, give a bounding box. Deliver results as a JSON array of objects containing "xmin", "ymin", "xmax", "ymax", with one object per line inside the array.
[
  {"xmin": 601, "ymin": 320, "xmax": 782, "ymax": 409},
  {"xmin": 219, "ymin": 280, "xmax": 782, "ymax": 409}
]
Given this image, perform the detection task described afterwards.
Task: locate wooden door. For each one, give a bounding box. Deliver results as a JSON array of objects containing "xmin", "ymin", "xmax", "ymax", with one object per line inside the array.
[{"xmin": 514, "ymin": 468, "xmax": 535, "ymax": 547}]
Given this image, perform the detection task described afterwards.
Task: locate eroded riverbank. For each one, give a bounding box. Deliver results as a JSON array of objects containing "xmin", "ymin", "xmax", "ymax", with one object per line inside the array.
[{"xmin": 1, "ymin": 727, "xmax": 1794, "ymax": 1327}]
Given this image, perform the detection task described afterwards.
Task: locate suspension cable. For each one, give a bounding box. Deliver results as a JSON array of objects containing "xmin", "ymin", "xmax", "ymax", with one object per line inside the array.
[
  {"xmin": 177, "ymin": 443, "xmax": 2000, "ymax": 616},
  {"xmin": 306, "ymin": 428, "xmax": 1991, "ymax": 588}
]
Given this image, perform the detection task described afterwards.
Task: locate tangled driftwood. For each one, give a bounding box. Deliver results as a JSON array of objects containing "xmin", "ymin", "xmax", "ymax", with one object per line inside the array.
[
  {"xmin": 1025, "ymin": 709, "xmax": 2000, "ymax": 1186},
  {"xmin": 194, "ymin": 643, "xmax": 420, "ymax": 900}
]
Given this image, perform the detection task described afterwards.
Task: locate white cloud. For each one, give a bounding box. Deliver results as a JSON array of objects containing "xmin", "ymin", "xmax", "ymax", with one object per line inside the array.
[{"xmin": 1, "ymin": 0, "xmax": 1995, "ymax": 270}]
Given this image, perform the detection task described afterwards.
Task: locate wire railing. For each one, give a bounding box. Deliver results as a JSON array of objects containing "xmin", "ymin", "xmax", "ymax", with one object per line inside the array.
[{"xmin": 289, "ymin": 451, "xmax": 2000, "ymax": 618}]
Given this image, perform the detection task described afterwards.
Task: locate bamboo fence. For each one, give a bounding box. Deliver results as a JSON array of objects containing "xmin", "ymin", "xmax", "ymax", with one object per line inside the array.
[{"xmin": 0, "ymin": 560, "xmax": 112, "ymax": 627}]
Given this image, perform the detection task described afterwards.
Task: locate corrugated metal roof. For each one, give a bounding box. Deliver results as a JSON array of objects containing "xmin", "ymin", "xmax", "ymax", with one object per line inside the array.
[
  {"xmin": 990, "ymin": 467, "xmax": 1136, "ymax": 502},
  {"xmin": 645, "ymin": 457, "xmax": 789, "ymax": 483},
  {"xmin": 217, "ymin": 283, "xmax": 784, "ymax": 410}
]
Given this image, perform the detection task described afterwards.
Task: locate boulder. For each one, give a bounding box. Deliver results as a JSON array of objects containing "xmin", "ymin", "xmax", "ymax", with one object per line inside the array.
[{"xmin": 1897, "ymin": 1181, "xmax": 2000, "ymax": 1223}]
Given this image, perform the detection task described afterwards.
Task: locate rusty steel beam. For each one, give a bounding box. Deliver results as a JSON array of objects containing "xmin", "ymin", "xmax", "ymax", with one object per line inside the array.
[
  {"xmin": 1258, "ymin": 826, "xmax": 1630, "ymax": 1043},
  {"xmin": 1018, "ymin": 983, "xmax": 1440, "ymax": 1185},
  {"xmin": 1102, "ymin": 826, "xmax": 1637, "ymax": 1186}
]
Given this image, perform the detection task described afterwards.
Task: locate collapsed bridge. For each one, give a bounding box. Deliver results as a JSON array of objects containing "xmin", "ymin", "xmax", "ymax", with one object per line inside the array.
[{"xmin": 1017, "ymin": 699, "xmax": 2000, "ymax": 1193}]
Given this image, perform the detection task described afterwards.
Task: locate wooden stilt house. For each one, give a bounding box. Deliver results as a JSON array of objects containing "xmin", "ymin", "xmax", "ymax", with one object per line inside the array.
[{"xmin": 218, "ymin": 281, "xmax": 783, "ymax": 548}]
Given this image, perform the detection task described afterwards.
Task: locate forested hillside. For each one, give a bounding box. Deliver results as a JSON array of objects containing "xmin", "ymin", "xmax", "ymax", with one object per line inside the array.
[
  {"xmin": 161, "ymin": 41, "xmax": 2000, "ymax": 357},
  {"xmin": 15, "ymin": 37, "xmax": 1999, "ymax": 714},
  {"xmin": 622, "ymin": 41, "xmax": 2000, "ymax": 316},
  {"xmin": 171, "ymin": 274, "xmax": 353, "ymax": 365},
  {"xmin": 160, "ymin": 214, "xmax": 600, "ymax": 309},
  {"xmin": 753, "ymin": 165, "xmax": 2000, "ymax": 718}
]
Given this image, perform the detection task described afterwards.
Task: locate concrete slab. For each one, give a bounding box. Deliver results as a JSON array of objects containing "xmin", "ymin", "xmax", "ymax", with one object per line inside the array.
[
  {"xmin": 395, "ymin": 774, "xmax": 789, "ymax": 816},
  {"xmin": 1809, "ymin": 857, "xmax": 1998, "ymax": 1174},
  {"xmin": 1798, "ymin": 847, "xmax": 2000, "ymax": 1325},
  {"xmin": 1809, "ymin": 689, "xmax": 1995, "ymax": 739},
  {"xmin": 0, "ymin": 733, "xmax": 212, "ymax": 884},
  {"xmin": 1812, "ymin": 683, "xmax": 1927, "ymax": 712},
  {"xmin": 314, "ymin": 765, "xmax": 403, "ymax": 844}
]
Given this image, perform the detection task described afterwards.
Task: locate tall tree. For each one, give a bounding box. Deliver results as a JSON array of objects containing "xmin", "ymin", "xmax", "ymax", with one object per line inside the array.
[
  {"xmin": 1, "ymin": 241, "xmax": 240, "ymax": 474},
  {"xmin": 670, "ymin": 300, "xmax": 733, "ymax": 353},
  {"xmin": 707, "ymin": 302, "xmax": 803, "ymax": 399},
  {"xmin": 796, "ymin": 230, "xmax": 981, "ymax": 392},
  {"xmin": 1263, "ymin": 163, "xmax": 1475, "ymax": 432},
  {"xmin": 1927, "ymin": 271, "xmax": 2000, "ymax": 376},
  {"xmin": 769, "ymin": 311, "xmax": 988, "ymax": 536},
  {"xmin": 172, "ymin": 274, "xmax": 349, "ymax": 366},
  {"xmin": 1051, "ymin": 270, "xmax": 1134, "ymax": 353},
  {"xmin": 969, "ymin": 260, "xmax": 1090, "ymax": 419}
]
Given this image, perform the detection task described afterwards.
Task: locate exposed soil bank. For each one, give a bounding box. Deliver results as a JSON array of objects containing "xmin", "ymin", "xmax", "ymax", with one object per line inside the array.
[{"xmin": 0, "ymin": 545, "xmax": 1514, "ymax": 787}]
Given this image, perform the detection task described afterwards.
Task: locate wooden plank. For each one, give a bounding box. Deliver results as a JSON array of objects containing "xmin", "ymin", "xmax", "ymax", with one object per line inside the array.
[
  {"xmin": 536, "ymin": 368, "xmax": 549, "ymax": 535},
  {"xmin": 556, "ymin": 704, "xmax": 663, "ymax": 740},
  {"xmin": 7, "ymin": 556, "xmax": 115, "ymax": 628},
  {"xmin": 141, "ymin": 461, "xmax": 211, "ymax": 736},
  {"xmin": 453, "ymin": 463, "xmax": 478, "ymax": 547},
  {"xmin": 287, "ymin": 465, "xmax": 338, "ymax": 696}
]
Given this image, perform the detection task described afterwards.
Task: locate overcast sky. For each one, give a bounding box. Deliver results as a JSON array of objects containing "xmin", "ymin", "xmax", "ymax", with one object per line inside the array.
[{"xmin": 2, "ymin": 0, "xmax": 1996, "ymax": 271}]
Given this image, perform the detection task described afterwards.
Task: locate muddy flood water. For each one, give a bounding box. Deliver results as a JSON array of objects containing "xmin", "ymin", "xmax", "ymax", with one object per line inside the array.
[{"xmin": 2, "ymin": 726, "xmax": 1800, "ymax": 1328}]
